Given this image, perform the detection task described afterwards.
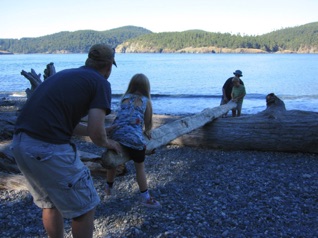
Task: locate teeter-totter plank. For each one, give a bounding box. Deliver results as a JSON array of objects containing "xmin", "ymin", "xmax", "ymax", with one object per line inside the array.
[{"xmin": 101, "ymin": 102, "xmax": 237, "ymax": 168}]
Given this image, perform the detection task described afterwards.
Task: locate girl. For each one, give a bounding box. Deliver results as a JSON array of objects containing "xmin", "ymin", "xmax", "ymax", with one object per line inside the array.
[
  {"xmin": 105, "ymin": 73, "xmax": 161, "ymax": 208},
  {"xmin": 231, "ymin": 76, "xmax": 246, "ymax": 117}
]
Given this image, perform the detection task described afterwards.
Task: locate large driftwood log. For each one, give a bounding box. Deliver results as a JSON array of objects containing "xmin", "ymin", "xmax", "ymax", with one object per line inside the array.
[
  {"xmin": 171, "ymin": 110, "xmax": 318, "ymax": 153},
  {"xmin": 101, "ymin": 102, "xmax": 237, "ymax": 168},
  {"xmin": 170, "ymin": 93, "xmax": 318, "ymax": 153}
]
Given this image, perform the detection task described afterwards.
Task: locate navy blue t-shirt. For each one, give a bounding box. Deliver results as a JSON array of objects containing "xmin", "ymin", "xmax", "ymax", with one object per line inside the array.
[{"xmin": 15, "ymin": 66, "xmax": 111, "ymax": 144}]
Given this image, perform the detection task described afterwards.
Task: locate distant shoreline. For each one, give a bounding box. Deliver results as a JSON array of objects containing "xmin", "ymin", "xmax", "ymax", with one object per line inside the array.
[
  {"xmin": 1, "ymin": 50, "xmax": 314, "ymax": 54},
  {"xmin": 0, "ymin": 51, "xmax": 13, "ymax": 55},
  {"xmin": 0, "ymin": 91, "xmax": 26, "ymax": 99}
]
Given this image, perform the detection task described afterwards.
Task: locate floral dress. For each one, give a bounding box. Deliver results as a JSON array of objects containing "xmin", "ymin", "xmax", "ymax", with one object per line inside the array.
[{"xmin": 110, "ymin": 93, "xmax": 148, "ymax": 150}]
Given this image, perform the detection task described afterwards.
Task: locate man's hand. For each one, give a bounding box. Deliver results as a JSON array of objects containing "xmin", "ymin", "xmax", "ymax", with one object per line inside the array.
[
  {"xmin": 106, "ymin": 139, "xmax": 123, "ymax": 156},
  {"xmin": 144, "ymin": 130, "xmax": 152, "ymax": 140}
]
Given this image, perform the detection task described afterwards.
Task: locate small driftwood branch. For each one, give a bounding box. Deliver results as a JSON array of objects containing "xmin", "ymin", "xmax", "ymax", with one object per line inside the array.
[
  {"xmin": 21, "ymin": 62, "xmax": 55, "ymax": 98},
  {"xmin": 44, "ymin": 62, "xmax": 56, "ymax": 79}
]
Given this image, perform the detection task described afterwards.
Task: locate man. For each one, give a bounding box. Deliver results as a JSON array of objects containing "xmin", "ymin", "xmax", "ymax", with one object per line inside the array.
[
  {"xmin": 11, "ymin": 44, "xmax": 122, "ymax": 238},
  {"xmin": 220, "ymin": 69, "xmax": 244, "ymax": 117}
]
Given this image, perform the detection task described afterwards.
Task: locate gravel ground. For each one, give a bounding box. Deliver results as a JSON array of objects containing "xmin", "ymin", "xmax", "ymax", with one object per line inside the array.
[{"xmin": 1, "ymin": 138, "xmax": 318, "ymax": 238}]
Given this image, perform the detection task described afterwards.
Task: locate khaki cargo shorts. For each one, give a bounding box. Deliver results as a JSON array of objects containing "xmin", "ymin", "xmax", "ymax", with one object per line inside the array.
[{"xmin": 11, "ymin": 132, "xmax": 100, "ymax": 219}]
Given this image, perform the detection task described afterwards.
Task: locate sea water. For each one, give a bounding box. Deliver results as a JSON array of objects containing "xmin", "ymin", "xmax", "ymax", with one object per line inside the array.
[{"xmin": 1, "ymin": 53, "xmax": 318, "ymax": 115}]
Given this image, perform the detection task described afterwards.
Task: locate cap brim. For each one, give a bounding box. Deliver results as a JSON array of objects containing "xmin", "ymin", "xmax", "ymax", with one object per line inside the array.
[{"xmin": 113, "ymin": 59, "xmax": 117, "ymax": 67}]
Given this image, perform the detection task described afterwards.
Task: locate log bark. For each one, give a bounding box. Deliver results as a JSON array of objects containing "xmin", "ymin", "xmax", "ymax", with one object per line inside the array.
[
  {"xmin": 171, "ymin": 109, "xmax": 318, "ymax": 153},
  {"xmin": 168, "ymin": 93, "xmax": 318, "ymax": 153}
]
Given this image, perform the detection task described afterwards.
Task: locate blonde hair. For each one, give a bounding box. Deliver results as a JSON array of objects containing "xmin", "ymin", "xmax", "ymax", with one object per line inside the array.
[
  {"xmin": 232, "ymin": 76, "xmax": 240, "ymax": 82},
  {"xmin": 124, "ymin": 74, "xmax": 150, "ymax": 98},
  {"xmin": 124, "ymin": 73, "xmax": 153, "ymax": 131}
]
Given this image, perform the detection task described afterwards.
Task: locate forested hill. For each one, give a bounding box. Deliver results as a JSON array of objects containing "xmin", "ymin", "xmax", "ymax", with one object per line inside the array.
[
  {"xmin": 0, "ymin": 22, "xmax": 317, "ymax": 54},
  {"xmin": 116, "ymin": 22, "xmax": 318, "ymax": 53},
  {"xmin": 0, "ymin": 26, "xmax": 152, "ymax": 54}
]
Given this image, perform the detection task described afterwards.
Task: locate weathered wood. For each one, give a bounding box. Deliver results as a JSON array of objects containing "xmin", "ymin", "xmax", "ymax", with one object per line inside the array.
[
  {"xmin": 0, "ymin": 141, "xmax": 125, "ymax": 190},
  {"xmin": 0, "ymin": 140, "xmax": 103, "ymax": 172},
  {"xmin": 0, "ymin": 112, "xmax": 17, "ymax": 139},
  {"xmin": 0, "ymin": 162, "xmax": 126, "ymax": 191},
  {"xmin": 101, "ymin": 102, "xmax": 237, "ymax": 168},
  {"xmin": 170, "ymin": 94, "xmax": 318, "ymax": 153},
  {"xmin": 20, "ymin": 62, "xmax": 55, "ymax": 98},
  {"xmin": 21, "ymin": 69, "xmax": 42, "ymax": 98},
  {"xmin": 0, "ymin": 147, "xmax": 108, "ymax": 191},
  {"xmin": 146, "ymin": 101, "xmax": 237, "ymax": 152},
  {"xmin": 43, "ymin": 62, "xmax": 56, "ymax": 79},
  {"xmin": 171, "ymin": 109, "xmax": 318, "ymax": 153},
  {"xmin": 0, "ymin": 172, "xmax": 28, "ymax": 191},
  {"xmin": 0, "ymin": 142, "xmax": 16, "ymax": 173}
]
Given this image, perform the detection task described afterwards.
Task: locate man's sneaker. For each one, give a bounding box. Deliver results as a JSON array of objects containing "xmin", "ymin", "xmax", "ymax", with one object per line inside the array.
[
  {"xmin": 141, "ymin": 197, "xmax": 162, "ymax": 208},
  {"xmin": 105, "ymin": 184, "xmax": 113, "ymax": 196}
]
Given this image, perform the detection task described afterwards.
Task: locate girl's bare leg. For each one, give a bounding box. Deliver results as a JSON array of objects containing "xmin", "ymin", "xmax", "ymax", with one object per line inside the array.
[{"xmin": 134, "ymin": 162, "xmax": 148, "ymax": 192}]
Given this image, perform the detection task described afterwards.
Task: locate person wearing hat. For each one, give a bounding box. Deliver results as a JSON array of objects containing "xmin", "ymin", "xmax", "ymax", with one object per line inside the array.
[
  {"xmin": 11, "ymin": 43, "xmax": 122, "ymax": 237},
  {"xmin": 220, "ymin": 69, "xmax": 244, "ymax": 117}
]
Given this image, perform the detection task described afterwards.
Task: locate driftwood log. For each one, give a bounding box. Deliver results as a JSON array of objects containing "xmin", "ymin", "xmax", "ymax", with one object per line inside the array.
[
  {"xmin": 170, "ymin": 93, "xmax": 318, "ymax": 153},
  {"xmin": 0, "ymin": 140, "xmax": 125, "ymax": 190},
  {"xmin": 101, "ymin": 93, "xmax": 318, "ymax": 167},
  {"xmin": 101, "ymin": 102, "xmax": 237, "ymax": 168}
]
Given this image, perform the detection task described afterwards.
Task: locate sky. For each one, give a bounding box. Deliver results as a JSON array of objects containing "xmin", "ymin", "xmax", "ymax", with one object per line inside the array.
[{"xmin": 1, "ymin": 0, "xmax": 318, "ymax": 39}]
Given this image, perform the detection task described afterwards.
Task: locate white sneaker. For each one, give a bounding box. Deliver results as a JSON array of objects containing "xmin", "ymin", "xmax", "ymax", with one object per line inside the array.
[{"xmin": 141, "ymin": 197, "xmax": 162, "ymax": 208}]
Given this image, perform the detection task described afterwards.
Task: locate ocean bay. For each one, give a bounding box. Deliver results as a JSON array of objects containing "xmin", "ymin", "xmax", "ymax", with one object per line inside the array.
[{"xmin": 1, "ymin": 53, "xmax": 318, "ymax": 115}]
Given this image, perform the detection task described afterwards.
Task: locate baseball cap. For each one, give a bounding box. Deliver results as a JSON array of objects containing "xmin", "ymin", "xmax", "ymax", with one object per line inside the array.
[{"xmin": 88, "ymin": 44, "xmax": 117, "ymax": 67}]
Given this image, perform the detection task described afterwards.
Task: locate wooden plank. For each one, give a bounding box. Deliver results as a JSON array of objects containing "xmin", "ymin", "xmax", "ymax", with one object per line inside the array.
[{"xmin": 101, "ymin": 102, "xmax": 237, "ymax": 168}]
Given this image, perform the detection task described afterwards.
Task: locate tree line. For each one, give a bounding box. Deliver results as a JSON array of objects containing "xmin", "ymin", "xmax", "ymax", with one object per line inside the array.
[
  {"xmin": 0, "ymin": 22, "xmax": 317, "ymax": 54},
  {"xmin": 121, "ymin": 22, "xmax": 318, "ymax": 53},
  {"xmin": 0, "ymin": 26, "xmax": 152, "ymax": 54}
]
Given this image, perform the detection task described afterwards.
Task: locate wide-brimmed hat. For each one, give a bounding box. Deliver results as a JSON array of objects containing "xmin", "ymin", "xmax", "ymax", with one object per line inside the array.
[
  {"xmin": 233, "ymin": 70, "xmax": 243, "ymax": 77},
  {"xmin": 88, "ymin": 44, "xmax": 117, "ymax": 67}
]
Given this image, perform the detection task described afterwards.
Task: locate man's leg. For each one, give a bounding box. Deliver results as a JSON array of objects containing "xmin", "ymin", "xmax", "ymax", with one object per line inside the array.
[
  {"xmin": 71, "ymin": 208, "xmax": 96, "ymax": 238},
  {"xmin": 42, "ymin": 208, "xmax": 64, "ymax": 238}
]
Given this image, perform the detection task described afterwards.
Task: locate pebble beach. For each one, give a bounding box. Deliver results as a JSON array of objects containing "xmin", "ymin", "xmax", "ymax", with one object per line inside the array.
[{"xmin": 1, "ymin": 136, "xmax": 318, "ymax": 237}]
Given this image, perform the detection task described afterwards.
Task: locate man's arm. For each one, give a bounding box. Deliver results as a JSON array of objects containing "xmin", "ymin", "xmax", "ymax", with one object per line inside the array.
[{"xmin": 74, "ymin": 108, "xmax": 122, "ymax": 154}]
